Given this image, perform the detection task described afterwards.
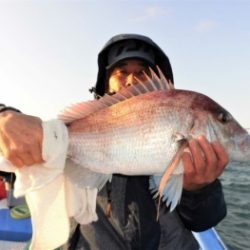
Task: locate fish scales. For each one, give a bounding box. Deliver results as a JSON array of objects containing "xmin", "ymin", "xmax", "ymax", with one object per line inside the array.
[
  {"xmin": 61, "ymin": 68, "xmax": 250, "ymax": 211},
  {"xmin": 68, "ymin": 90, "xmax": 196, "ymax": 175}
]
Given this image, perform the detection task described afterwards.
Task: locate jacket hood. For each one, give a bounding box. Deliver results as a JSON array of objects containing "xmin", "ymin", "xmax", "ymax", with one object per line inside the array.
[{"xmin": 91, "ymin": 34, "xmax": 174, "ymax": 97}]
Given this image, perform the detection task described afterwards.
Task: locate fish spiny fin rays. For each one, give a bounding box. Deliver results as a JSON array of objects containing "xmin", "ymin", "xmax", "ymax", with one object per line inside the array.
[
  {"xmin": 156, "ymin": 66, "xmax": 174, "ymax": 90},
  {"xmin": 149, "ymin": 169, "xmax": 183, "ymax": 212},
  {"xmin": 58, "ymin": 66, "xmax": 174, "ymax": 123},
  {"xmin": 58, "ymin": 100, "xmax": 108, "ymax": 124}
]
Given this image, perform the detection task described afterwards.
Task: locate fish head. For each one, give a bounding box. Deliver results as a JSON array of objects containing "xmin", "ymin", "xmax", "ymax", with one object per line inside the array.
[{"xmin": 189, "ymin": 91, "xmax": 250, "ymax": 162}]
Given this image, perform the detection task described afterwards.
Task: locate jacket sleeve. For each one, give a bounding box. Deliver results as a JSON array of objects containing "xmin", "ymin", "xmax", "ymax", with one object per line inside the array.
[{"xmin": 176, "ymin": 179, "xmax": 227, "ymax": 232}]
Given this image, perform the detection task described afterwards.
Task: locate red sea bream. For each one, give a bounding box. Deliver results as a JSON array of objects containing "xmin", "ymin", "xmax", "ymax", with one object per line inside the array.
[{"xmin": 59, "ymin": 68, "xmax": 250, "ymax": 211}]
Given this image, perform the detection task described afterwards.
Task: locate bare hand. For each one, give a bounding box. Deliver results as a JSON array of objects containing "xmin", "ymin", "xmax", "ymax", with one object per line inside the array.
[
  {"xmin": 0, "ymin": 111, "xmax": 43, "ymax": 167},
  {"xmin": 182, "ymin": 135, "xmax": 229, "ymax": 191}
]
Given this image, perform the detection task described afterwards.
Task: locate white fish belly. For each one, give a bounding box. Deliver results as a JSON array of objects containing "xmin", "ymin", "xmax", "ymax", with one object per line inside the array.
[{"xmin": 68, "ymin": 106, "xmax": 191, "ymax": 175}]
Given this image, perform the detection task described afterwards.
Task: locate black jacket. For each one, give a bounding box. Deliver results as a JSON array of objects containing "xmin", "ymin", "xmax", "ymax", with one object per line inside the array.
[{"xmin": 63, "ymin": 175, "xmax": 226, "ymax": 250}]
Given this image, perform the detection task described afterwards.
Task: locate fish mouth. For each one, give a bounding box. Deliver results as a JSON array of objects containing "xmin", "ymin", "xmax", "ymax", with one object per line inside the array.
[{"xmin": 207, "ymin": 118, "xmax": 250, "ymax": 162}]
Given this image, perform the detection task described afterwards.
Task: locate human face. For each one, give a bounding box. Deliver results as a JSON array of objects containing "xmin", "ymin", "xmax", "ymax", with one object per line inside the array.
[{"xmin": 107, "ymin": 59, "xmax": 150, "ymax": 94}]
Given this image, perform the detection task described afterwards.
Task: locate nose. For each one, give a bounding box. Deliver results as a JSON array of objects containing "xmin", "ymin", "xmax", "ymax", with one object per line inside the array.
[{"xmin": 125, "ymin": 74, "xmax": 136, "ymax": 87}]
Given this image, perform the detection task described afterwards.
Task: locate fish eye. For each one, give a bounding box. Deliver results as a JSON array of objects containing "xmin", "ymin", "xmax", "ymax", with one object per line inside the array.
[{"xmin": 218, "ymin": 112, "xmax": 231, "ymax": 123}]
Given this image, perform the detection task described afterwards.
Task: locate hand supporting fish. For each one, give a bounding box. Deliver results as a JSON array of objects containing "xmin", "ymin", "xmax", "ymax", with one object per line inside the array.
[
  {"xmin": 0, "ymin": 111, "xmax": 43, "ymax": 167},
  {"xmin": 182, "ymin": 136, "xmax": 229, "ymax": 191}
]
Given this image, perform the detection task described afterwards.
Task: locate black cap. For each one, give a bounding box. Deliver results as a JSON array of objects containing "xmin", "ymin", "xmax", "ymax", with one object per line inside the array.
[
  {"xmin": 91, "ymin": 34, "xmax": 174, "ymax": 97},
  {"xmin": 106, "ymin": 40, "xmax": 155, "ymax": 69}
]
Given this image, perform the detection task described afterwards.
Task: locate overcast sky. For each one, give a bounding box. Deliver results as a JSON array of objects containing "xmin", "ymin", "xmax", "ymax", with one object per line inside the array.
[{"xmin": 0, "ymin": 0, "xmax": 249, "ymax": 128}]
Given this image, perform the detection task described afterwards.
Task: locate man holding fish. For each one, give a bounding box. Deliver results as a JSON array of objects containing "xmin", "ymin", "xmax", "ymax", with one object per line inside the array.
[{"xmin": 0, "ymin": 34, "xmax": 229, "ymax": 249}]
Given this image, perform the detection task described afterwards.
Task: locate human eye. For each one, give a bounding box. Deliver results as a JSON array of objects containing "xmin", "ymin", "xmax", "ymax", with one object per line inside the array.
[{"xmin": 119, "ymin": 69, "xmax": 127, "ymax": 76}]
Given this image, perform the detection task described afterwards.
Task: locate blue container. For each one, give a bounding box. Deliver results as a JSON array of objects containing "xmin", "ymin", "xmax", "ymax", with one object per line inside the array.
[{"xmin": 0, "ymin": 209, "xmax": 32, "ymax": 242}]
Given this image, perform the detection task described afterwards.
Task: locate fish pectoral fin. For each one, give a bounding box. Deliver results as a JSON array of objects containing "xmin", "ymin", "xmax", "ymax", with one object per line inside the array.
[{"xmin": 64, "ymin": 159, "xmax": 112, "ymax": 190}]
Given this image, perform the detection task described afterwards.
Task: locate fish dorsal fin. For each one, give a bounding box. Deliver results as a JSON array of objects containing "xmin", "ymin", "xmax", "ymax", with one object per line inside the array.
[{"xmin": 58, "ymin": 67, "xmax": 174, "ymax": 123}]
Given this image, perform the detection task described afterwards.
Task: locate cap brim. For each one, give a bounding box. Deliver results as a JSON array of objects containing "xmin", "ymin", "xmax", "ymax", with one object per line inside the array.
[{"xmin": 106, "ymin": 54, "xmax": 155, "ymax": 70}]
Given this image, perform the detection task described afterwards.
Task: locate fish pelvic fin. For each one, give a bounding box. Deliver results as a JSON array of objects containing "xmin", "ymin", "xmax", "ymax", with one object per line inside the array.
[
  {"xmin": 150, "ymin": 139, "xmax": 187, "ymax": 219},
  {"xmin": 58, "ymin": 66, "xmax": 174, "ymax": 123},
  {"xmin": 150, "ymin": 170, "xmax": 183, "ymax": 220}
]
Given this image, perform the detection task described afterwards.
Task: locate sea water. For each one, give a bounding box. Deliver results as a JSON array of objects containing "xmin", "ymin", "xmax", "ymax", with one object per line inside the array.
[{"xmin": 216, "ymin": 162, "xmax": 250, "ymax": 250}]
